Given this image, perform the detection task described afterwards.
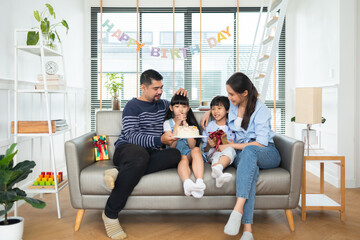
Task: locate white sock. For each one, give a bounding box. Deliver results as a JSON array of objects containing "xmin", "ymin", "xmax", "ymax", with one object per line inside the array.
[
  {"xmin": 190, "ymin": 178, "xmax": 206, "ymax": 198},
  {"xmin": 240, "ymin": 231, "xmax": 254, "ymax": 240},
  {"xmin": 216, "ymin": 173, "xmax": 232, "ymax": 188},
  {"xmin": 224, "ymin": 210, "xmax": 242, "ymax": 236},
  {"xmin": 195, "ymin": 178, "xmax": 206, "ymax": 190},
  {"xmin": 211, "ymin": 164, "xmax": 223, "ymax": 178},
  {"xmin": 183, "ymin": 179, "xmax": 204, "ymax": 196},
  {"xmin": 191, "ymin": 190, "xmax": 204, "ymax": 198}
]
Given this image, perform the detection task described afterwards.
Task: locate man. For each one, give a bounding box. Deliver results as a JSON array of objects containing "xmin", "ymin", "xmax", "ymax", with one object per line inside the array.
[{"xmin": 102, "ymin": 69, "xmax": 183, "ymax": 239}]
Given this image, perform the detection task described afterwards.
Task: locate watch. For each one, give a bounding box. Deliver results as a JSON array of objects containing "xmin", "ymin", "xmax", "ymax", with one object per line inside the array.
[{"xmin": 45, "ymin": 61, "xmax": 58, "ymax": 75}]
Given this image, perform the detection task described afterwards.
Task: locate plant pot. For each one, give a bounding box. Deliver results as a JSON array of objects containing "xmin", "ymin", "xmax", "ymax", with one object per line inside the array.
[
  {"xmin": 0, "ymin": 217, "xmax": 24, "ymax": 240},
  {"xmin": 42, "ymin": 33, "xmax": 57, "ymax": 50},
  {"xmin": 112, "ymin": 96, "xmax": 120, "ymax": 110},
  {"xmin": 112, "ymin": 93, "xmax": 121, "ymax": 111}
]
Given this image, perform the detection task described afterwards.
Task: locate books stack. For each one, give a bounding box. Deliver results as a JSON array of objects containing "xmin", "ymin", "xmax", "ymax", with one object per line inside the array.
[
  {"xmin": 54, "ymin": 119, "xmax": 68, "ymax": 131},
  {"xmin": 35, "ymin": 74, "xmax": 65, "ymax": 90}
]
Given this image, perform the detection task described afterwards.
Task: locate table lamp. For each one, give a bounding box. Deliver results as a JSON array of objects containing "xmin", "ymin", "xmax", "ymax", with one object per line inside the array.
[{"xmin": 295, "ymin": 87, "xmax": 322, "ymax": 155}]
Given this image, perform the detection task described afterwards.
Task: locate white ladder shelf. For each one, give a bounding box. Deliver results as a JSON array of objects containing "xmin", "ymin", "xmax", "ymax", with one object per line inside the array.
[{"xmin": 13, "ymin": 28, "xmax": 73, "ymax": 219}]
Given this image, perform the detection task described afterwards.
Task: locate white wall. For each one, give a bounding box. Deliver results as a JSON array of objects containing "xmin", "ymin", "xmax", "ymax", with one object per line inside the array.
[
  {"xmin": 356, "ymin": 0, "xmax": 360, "ymax": 187},
  {"xmin": 0, "ymin": 0, "xmax": 89, "ymax": 194},
  {"xmin": 287, "ymin": 0, "xmax": 359, "ymax": 188}
]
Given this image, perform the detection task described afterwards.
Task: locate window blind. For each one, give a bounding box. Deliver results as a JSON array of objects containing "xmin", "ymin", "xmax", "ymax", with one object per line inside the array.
[{"xmin": 90, "ymin": 7, "xmax": 286, "ymax": 133}]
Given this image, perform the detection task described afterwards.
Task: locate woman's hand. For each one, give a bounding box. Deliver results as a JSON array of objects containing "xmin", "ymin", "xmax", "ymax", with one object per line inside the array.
[
  {"xmin": 175, "ymin": 88, "xmax": 188, "ymax": 97},
  {"xmin": 200, "ymin": 110, "xmax": 211, "ymax": 130},
  {"xmin": 218, "ymin": 144, "xmax": 231, "ymax": 152},
  {"xmin": 207, "ymin": 138, "xmax": 216, "ymax": 148},
  {"xmin": 217, "ymin": 140, "xmax": 235, "ymax": 151}
]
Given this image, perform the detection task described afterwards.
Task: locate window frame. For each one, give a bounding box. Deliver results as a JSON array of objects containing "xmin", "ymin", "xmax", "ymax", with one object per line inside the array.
[{"xmin": 90, "ymin": 7, "xmax": 285, "ymax": 133}]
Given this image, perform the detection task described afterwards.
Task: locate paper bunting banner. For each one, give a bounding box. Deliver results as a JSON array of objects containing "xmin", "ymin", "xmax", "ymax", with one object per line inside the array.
[{"xmin": 102, "ymin": 19, "xmax": 232, "ymax": 59}]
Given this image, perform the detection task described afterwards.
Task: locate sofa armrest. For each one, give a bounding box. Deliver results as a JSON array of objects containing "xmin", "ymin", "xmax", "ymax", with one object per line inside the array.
[
  {"xmin": 65, "ymin": 131, "xmax": 96, "ymax": 209},
  {"xmin": 273, "ymin": 134, "xmax": 304, "ymax": 209}
]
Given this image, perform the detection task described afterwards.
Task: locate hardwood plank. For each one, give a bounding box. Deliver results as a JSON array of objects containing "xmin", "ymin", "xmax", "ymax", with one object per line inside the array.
[{"xmin": 11, "ymin": 173, "xmax": 360, "ymax": 240}]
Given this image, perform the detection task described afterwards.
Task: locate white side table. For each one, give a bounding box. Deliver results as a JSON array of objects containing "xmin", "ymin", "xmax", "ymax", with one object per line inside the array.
[{"xmin": 299, "ymin": 150, "xmax": 345, "ymax": 221}]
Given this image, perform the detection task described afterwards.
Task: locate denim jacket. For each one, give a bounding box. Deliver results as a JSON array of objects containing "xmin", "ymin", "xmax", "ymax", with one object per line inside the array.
[{"xmin": 228, "ymin": 100, "xmax": 275, "ymax": 146}]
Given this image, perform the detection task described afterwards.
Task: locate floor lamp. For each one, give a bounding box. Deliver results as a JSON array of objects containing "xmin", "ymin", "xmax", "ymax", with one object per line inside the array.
[{"xmin": 295, "ymin": 87, "xmax": 322, "ymax": 156}]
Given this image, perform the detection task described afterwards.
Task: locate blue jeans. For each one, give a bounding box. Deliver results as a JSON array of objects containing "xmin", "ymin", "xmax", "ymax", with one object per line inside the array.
[{"xmin": 232, "ymin": 143, "xmax": 281, "ymax": 224}]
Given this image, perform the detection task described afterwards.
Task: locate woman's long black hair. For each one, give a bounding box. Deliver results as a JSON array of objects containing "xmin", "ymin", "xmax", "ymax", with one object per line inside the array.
[
  {"xmin": 164, "ymin": 94, "xmax": 202, "ymax": 146},
  {"xmin": 226, "ymin": 72, "xmax": 259, "ymax": 130}
]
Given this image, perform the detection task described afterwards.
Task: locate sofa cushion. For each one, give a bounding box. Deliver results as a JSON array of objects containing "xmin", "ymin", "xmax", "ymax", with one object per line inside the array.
[{"xmin": 80, "ymin": 161, "xmax": 290, "ymax": 196}]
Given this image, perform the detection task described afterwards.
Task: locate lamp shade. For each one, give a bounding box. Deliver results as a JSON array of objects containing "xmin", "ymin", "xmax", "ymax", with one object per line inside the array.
[{"xmin": 295, "ymin": 87, "xmax": 322, "ymax": 124}]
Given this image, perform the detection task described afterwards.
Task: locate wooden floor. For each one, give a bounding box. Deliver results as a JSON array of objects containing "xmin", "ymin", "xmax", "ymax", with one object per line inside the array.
[{"xmin": 14, "ymin": 173, "xmax": 360, "ymax": 240}]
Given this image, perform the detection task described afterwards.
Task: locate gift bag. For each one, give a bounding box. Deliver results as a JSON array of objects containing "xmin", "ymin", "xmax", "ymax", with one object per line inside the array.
[{"xmin": 93, "ymin": 135, "xmax": 109, "ymax": 161}]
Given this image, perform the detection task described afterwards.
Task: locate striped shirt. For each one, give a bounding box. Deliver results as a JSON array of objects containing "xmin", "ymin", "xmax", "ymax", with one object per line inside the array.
[{"xmin": 114, "ymin": 98, "xmax": 170, "ymax": 149}]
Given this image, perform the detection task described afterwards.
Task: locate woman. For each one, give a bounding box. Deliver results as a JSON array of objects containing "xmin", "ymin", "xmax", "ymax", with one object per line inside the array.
[{"xmin": 201, "ymin": 72, "xmax": 280, "ymax": 240}]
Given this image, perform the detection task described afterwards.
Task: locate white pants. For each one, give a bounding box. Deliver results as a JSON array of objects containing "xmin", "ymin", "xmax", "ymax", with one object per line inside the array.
[{"xmin": 207, "ymin": 147, "xmax": 236, "ymax": 165}]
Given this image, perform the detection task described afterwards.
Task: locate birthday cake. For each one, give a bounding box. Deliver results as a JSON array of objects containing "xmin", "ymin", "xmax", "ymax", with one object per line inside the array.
[{"xmin": 177, "ymin": 126, "xmax": 200, "ymax": 138}]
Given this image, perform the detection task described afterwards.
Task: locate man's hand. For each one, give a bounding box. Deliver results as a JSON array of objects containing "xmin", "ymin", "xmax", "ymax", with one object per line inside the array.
[
  {"xmin": 207, "ymin": 137, "xmax": 216, "ymax": 148},
  {"xmin": 200, "ymin": 110, "xmax": 211, "ymax": 130},
  {"xmin": 161, "ymin": 131, "xmax": 177, "ymax": 145},
  {"xmin": 175, "ymin": 88, "xmax": 188, "ymax": 97}
]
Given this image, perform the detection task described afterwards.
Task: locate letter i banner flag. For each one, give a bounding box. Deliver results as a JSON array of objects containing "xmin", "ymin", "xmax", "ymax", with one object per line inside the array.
[{"xmin": 93, "ymin": 135, "xmax": 109, "ymax": 161}]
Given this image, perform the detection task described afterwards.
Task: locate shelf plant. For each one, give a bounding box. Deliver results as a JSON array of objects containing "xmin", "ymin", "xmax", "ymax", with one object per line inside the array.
[
  {"xmin": 0, "ymin": 143, "xmax": 46, "ymax": 227},
  {"xmin": 26, "ymin": 3, "xmax": 69, "ymax": 49},
  {"xmin": 104, "ymin": 72, "xmax": 124, "ymax": 110}
]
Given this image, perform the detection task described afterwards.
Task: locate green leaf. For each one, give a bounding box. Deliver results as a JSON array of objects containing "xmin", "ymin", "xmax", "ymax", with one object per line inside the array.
[
  {"xmin": 61, "ymin": 20, "xmax": 69, "ymax": 34},
  {"xmin": 34, "ymin": 10, "xmax": 41, "ymax": 22},
  {"xmin": 0, "ymin": 151, "xmax": 17, "ymax": 168},
  {"xmin": 50, "ymin": 32, "xmax": 55, "ymax": 42},
  {"xmin": 0, "ymin": 190, "xmax": 18, "ymax": 203},
  {"xmin": 26, "ymin": 31, "xmax": 39, "ymax": 45},
  {"xmin": 0, "ymin": 202, "xmax": 13, "ymax": 216},
  {"xmin": 23, "ymin": 197, "xmax": 46, "ymax": 209},
  {"xmin": 0, "ymin": 155, "xmax": 4, "ymax": 161},
  {"xmin": 322, "ymin": 117, "xmax": 326, "ymax": 124},
  {"xmin": 45, "ymin": 3, "xmax": 54, "ymax": 17},
  {"xmin": 291, "ymin": 116, "xmax": 295, "ymax": 122},
  {"xmin": 7, "ymin": 170, "xmax": 32, "ymax": 189},
  {"xmin": 55, "ymin": 30, "xmax": 61, "ymax": 42},
  {"xmin": 0, "ymin": 170, "xmax": 11, "ymax": 185},
  {"xmin": 5, "ymin": 143, "xmax": 16, "ymax": 157}
]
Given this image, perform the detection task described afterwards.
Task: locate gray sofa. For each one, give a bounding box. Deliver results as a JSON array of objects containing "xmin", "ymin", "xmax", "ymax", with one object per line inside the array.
[{"xmin": 65, "ymin": 111, "xmax": 304, "ymax": 232}]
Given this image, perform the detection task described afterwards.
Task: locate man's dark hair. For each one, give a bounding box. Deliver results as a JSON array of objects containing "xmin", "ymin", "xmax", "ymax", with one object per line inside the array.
[
  {"xmin": 210, "ymin": 96, "xmax": 230, "ymax": 111},
  {"xmin": 140, "ymin": 69, "xmax": 163, "ymax": 86}
]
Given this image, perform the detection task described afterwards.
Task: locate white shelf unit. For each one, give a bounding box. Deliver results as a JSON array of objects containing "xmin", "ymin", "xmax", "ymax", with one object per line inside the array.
[{"xmin": 13, "ymin": 28, "xmax": 73, "ymax": 219}]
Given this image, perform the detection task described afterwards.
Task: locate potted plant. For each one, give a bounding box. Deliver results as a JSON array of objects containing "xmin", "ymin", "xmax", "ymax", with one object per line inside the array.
[
  {"xmin": 104, "ymin": 72, "xmax": 124, "ymax": 110},
  {"xmin": 26, "ymin": 3, "xmax": 69, "ymax": 50},
  {"xmin": 0, "ymin": 143, "xmax": 46, "ymax": 240}
]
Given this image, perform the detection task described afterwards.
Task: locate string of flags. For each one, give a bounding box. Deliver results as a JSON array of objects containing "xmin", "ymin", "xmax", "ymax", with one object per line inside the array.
[{"xmin": 102, "ymin": 19, "xmax": 232, "ymax": 60}]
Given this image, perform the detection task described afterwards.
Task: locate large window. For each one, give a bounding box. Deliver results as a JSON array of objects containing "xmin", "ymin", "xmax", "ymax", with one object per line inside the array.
[{"xmin": 91, "ymin": 7, "xmax": 285, "ymax": 133}]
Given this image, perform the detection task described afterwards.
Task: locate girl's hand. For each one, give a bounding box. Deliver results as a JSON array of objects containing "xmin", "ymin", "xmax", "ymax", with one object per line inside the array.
[
  {"xmin": 200, "ymin": 110, "xmax": 211, "ymax": 130},
  {"xmin": 175, "ymin": 113, "xmax": 187, "ymax": 126},
  {"xmin": 207, "ymin": 137, "xmax": 216, "ymax": 148}
]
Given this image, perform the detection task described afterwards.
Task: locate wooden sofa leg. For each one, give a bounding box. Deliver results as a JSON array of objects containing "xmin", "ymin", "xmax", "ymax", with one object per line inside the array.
[
  {"xmin": 75, "ymin": 209, "xmax": 85, "ymax": 231},
  {"xmin": 285, "ymin": 209, "xmax": 295, "ymax": 231}
]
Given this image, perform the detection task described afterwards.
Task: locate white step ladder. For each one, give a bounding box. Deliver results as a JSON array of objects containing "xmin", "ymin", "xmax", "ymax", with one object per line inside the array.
[{"xmin": 246, "ymin": 0, "xmax": 289, "ymax": 101}]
